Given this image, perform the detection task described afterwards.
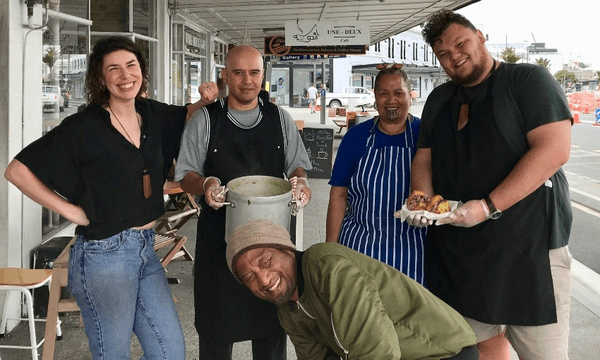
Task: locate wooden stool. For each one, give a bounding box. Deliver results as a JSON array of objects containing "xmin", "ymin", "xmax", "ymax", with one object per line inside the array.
[
  {"xmin": 0, "ymin": 268, "xmax": 60, "ymax": 360},
  {"xmin": 154, "ymin": 232, "xmax": 194, "ymax": 268},
  {"xmin": 42, "ymin": 236, "xmax": 79, "ymax": 360},
  {"xmin": 155, "ymin": 182, "xmax": 196, "ymax": 270}
]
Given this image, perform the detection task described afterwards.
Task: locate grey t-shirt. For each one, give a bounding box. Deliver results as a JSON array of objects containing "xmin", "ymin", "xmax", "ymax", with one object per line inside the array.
[{"xmin": 174, "ymin": 100, "xmax": 311, "ymax": 182}]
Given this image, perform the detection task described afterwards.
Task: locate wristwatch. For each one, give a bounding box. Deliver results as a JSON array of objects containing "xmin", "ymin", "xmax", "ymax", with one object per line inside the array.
[{"xmin": 484, "ymin": 197, "xmax": 502, "ymax": 220}]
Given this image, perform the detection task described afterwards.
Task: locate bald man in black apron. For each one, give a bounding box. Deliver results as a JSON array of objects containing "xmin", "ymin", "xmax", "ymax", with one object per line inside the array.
[{"xmin": 175, "ymin": 45, "xmax": 312, "ymax": 360}]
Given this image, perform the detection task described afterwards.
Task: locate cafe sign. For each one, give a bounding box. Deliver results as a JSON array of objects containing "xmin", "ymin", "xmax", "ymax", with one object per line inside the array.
[
  {"xmin": 285, "ymin": 20, "xmax": 370, "ymax": 46},
  {"xmin": 264, "ymin": 35, "xmax": 366, "ymax": 56}
]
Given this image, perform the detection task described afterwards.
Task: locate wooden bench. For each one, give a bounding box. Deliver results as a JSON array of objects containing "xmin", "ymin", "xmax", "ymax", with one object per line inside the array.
[
  {"xmin": 154, "ymin": 232, "xmax": 194, "ymax": 268},
  {"xmin": 333, "ymin": 119, "xmax": 347, "ymax": 133}
]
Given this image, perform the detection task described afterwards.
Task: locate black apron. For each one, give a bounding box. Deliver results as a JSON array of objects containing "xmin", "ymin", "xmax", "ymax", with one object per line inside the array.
[
  {"xmin": 425, "ymin": 64, "xmax": 557, "ymax": 325},
  {"xmin": 194, "ymin": 99, "xmax": 286, "ymax": 342}
]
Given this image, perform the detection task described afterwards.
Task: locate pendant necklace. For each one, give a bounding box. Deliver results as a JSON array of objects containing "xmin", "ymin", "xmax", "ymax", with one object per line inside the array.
[
  {"xmin": 108, "ymin": 105, "xmax": 152, "ymax": 199},
  {"xmin": 458, "ymin": 58, "xmax": 496, "ymax": 131}
]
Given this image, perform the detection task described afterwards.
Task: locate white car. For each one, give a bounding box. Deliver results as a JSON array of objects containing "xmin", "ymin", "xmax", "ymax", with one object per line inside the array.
[
  {"xmin": 42, "ymin": 85, "xmax": 64, "ymax": 112},
  {"xmin": 325, "ymin": 86, "xmax": 375, "ymax": 108}
]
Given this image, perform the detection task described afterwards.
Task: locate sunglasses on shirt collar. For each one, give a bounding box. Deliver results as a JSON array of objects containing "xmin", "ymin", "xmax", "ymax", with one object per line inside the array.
[{"xmin": 376, "ymin": 63, "xmax": 404, "ymax": 70}]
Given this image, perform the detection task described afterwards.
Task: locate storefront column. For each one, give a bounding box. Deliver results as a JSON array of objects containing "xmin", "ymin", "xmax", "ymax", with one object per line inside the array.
[{"xmin": 288, "ymin": 69, "xmax": 294, "ymax": 107}]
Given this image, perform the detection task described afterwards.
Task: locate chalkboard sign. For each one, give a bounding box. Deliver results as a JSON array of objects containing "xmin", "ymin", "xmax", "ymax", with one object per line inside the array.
[{"xmin": 302, "ymin": 127, "xmax": 334, "ymax": 179}]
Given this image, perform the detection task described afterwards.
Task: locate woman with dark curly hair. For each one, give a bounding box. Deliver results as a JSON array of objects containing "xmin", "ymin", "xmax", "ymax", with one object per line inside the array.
[{"xmin": 5, "ymin": 36, "xmax": 218, "ymax": 359}]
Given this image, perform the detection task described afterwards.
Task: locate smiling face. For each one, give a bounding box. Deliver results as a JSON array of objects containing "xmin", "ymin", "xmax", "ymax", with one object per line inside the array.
[
  {"xmin": 222, "ymin": 45, "xmax": 264, "ymax": 110},
  {"xmin": 235, "ymin": 247, "xmax": 298, "ymax": 305},
  {"xmin": 375, "ymin": 73, "xmax": 411, "ymax": 124},
  {"xmin": 101, "ymin": 49, "xmax": 143, "ymax": 103},
  {"xmin": 433, "ymin": 23, "xmax": 492, "ymax": 87}
]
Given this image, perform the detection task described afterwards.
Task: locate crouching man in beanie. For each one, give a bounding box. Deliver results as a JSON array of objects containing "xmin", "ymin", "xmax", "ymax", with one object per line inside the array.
[{"xmin": 226, "ymin": 219, "xmax": 479, "ymax": 360}]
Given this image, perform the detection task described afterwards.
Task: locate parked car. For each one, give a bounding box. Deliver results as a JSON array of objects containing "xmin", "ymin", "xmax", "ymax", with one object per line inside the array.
[
  {"xmin": 42, "ymin": 85, "xmax": 64, "ymax": 112},
  {"xmin": 325, "ymin": 86, "xmax": 375, "ymax": 108}
]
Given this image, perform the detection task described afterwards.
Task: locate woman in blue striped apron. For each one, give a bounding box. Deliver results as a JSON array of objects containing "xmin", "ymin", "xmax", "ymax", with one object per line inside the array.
[{"xmin": 326, "ymin": 65, "xmax": 428, "ymax": 285}]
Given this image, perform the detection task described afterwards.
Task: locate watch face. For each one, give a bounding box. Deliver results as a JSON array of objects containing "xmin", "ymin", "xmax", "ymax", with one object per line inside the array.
[{"xmin": 490, "ymin": 211, "xmax": 502, "ymax": 220}]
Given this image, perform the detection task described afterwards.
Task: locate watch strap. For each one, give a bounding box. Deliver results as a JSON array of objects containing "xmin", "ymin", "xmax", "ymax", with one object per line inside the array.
[
  {"xmin": 484, "ymin": 197, "xmax": 497, "ymax": 214},
  {"xmin": 484, "ymin": 196, "xmax": 502, "ymax": 219}
]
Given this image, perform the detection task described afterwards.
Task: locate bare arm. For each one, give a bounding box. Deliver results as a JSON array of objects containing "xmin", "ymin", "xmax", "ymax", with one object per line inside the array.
[
  {"xmin": 289, "ymin": 167, "xmax": 307, "ymax": 180},
  {"xmin": 289, "ymin": 167, "xmax": 312, "ymax": 207},
  {"xmin": 186, "ymin": 81, "xmax": 219, "ymax": 121},
  {"xmin": 180, "ymin": 171, "xmax": 226, "ymax": 210},
  {"xmin": 180, "ymin": 171, "xmax": 209, "ymax": 196},
  {"xmin": 410, "ymin": 148, "xmax": 434, "ymax": 197},
  {"xmin": 325, "ymin": 186, "xmax": 348, "ymax": 243},
  {"xmin": 440, "ymin": 120, "xmax": 572, "ymax": 227},
  {"xmin": 4, "ymin": 159, "xmax": 89, "ymax": 226}
]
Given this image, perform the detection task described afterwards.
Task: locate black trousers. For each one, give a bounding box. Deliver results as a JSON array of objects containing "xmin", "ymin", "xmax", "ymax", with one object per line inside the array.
[{"xmin": 198, "ymin": 330, "xmax": 287, "ymax": 360}]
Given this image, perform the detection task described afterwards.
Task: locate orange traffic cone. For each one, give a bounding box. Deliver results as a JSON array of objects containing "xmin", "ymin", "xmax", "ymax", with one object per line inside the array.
[{"xmin": 573, "ymin": 111, "xmax": 581, "ymax": 124}]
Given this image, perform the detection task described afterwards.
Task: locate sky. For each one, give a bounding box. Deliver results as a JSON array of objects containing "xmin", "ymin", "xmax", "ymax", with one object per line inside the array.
[{"xmin": 456, "ymin": 0, "xmax": 600, "ymax": 66}]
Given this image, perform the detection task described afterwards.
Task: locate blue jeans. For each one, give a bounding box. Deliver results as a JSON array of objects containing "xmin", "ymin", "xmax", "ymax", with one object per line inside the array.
[{"xmin": 68, "ymin": 229, "xmax": 185, "ymax": 360}]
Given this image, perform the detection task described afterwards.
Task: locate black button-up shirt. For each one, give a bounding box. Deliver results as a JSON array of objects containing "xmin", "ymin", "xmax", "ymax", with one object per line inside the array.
[{"xmin": 16, "ymin": 99, "xmax": 187, "ymax": 239}]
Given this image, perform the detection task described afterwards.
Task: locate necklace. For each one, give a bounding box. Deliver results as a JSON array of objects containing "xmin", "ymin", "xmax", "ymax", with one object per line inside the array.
[
  {"xmin": 457, "ymin": 58, "xmax": 496, "ymax": 131},
  {"xmin": 108, "ymin": 105, "xmax": 152, "ymax": 199},
  {"xmin": 108, "ymin": 105, "xmax": 140, "ymax": 147}
]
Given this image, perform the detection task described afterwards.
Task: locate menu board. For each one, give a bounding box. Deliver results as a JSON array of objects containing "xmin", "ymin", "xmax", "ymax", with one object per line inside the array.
[{"xmin": 301, "ymin": 127, "xmax": 334, "ymax": 179}]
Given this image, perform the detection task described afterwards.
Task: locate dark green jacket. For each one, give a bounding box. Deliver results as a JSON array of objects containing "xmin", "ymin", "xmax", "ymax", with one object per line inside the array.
[{"xmin": 278, "ymin": 243, "xmax": 476, "ymax": 360}]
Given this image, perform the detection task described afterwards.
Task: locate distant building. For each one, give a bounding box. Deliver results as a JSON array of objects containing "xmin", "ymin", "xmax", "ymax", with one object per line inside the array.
[
  {"xmin": 331, "ymin": 27, "xmax": 447, "ymax": 101},
  {"xmin": 484, "ymin": 41, "xmax": 563, "ymax": 75}
]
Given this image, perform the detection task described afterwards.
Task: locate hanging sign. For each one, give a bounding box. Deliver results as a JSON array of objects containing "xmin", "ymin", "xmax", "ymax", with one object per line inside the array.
[
  {"xmin": 264, "ymin": 35, "xmax": 366, "ymax": 56},
  {"xmin": 285, "ymin": 20, "xmax": 370, "ymax": 46}
]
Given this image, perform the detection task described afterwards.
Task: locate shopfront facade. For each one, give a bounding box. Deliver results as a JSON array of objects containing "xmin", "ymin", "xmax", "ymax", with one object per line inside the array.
[
  {"xmin": 268, "ymin": 58, "xmax": 332, "ymax": 107},
  {"xmin": 0, "ymin": 0, "xmax": 231, "ymax": 310}
]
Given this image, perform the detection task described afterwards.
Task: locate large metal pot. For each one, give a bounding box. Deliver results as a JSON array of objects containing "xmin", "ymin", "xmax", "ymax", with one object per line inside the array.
[{"xmin": 224, "ymin": 175, "xmax": 294, "ymax": 243}]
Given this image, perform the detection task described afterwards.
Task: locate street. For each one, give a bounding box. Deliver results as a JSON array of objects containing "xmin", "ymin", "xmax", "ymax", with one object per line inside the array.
[{"xmin": 564, "ymin": 113, "xmax": 600, "ymax": 274}]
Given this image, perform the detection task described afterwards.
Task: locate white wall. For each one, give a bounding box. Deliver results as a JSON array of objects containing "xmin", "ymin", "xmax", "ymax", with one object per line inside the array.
[{"xmin": 1, "ymin": 0, "xmax": 47, "ymax": 331}]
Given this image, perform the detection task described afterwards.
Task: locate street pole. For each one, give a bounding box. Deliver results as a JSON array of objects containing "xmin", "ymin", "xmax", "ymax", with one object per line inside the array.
[{"xmin": 320, "ymin": 61, "xmax": 326, "ymax": 125}]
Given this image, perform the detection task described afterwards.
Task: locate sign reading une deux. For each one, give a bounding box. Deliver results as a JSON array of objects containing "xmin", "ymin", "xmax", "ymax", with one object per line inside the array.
[{"xmin": 285, "ymin": 20, "xmax": 370, "ymax": 46}]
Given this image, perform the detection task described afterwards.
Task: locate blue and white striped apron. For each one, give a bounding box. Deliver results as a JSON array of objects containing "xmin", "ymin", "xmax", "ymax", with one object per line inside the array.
[{"xmin": 339, "ymin": 118, "xmax": 427, "ymax": 285}]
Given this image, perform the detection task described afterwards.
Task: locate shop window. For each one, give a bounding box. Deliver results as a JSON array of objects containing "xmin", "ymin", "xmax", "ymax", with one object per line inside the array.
[
  {"xmin": 172, "ymin": 23, "xmax": 209, "ymax": 105},
  {"xmin": 41, "ymin": 8, "xmax": 90, "ymax": 238},
  {"xmin": 213, "ymin": 41, "xmax": 227, "ymax": 66},
  {"xmin": 133, "ymin": 0, "xmax": 157, "ymax": 37}
]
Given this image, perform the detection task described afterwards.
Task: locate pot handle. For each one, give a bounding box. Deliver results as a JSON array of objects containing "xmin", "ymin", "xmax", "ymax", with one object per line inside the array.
[
  {"xmin": 219, "ymin": 186, "xmax": 234, "ymax": 207},
  {"xmin": 289, "ymin": 199, "xmax": 300, "ymax": 216}
]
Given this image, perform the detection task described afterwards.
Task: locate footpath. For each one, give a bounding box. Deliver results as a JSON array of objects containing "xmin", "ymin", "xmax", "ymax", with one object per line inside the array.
[{"xmin": 1, "ymin": 103, "xmax": 598, "ymax": 359}]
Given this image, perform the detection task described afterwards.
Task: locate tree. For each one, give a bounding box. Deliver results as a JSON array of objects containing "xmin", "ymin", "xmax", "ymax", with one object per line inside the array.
[
  {"xmin": 501, "ymin": 47, "xmax": 521, "ymax": 63},
  {"xmin": 42, "ymin": 47, "xmax": 58, "ymax": 84},
  {"xmin": 535, "ymin": 58, "xmax": 550, "ymax": 69},
  {"xmin": 554, "ymin": 70, "xmax": 576, "ymax": 87}
]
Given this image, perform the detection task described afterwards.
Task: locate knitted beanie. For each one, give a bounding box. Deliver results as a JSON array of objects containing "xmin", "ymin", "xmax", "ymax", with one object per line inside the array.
[{"xmin": 226, "ymin": 219, "xmax": 296, "ymax": 280}]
